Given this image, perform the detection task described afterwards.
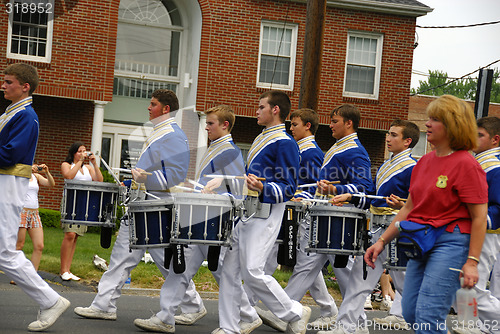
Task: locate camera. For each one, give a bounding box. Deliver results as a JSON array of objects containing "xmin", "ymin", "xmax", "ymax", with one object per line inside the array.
[
  {"xmin": 37, "ymin": 166, "xmax": 43, "ymax": 171},
  {"xmin": 86, "ymin": 152, "xmax": 93, "ymax": 157}
]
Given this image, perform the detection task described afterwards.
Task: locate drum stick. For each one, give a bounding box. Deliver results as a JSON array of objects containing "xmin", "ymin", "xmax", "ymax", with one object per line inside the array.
[
  {"xmin": 301, "ymin": 198, "xmax": 348, "ymax": 205},
  {"xmin": 97, "ymin": 154, "xmax": 122, "ymax": 185},
  {"xmin": 144, "ymin": 191, "xmax": 161, "ymax": 200},
  {"xmin": 187, "ymin": 179, "xmax": 204, "ymax": 189},
  {"xmin": 298, "ymin": 180, "xmax": 341, "ymax": 188},
  {"xmin": 113, "ymin": 168, "xmax": 152, "ymax": 176},
  {"xmin": 204, "ymin": 174, "xmax": 266, "ymax": 181},
  {"xmin": 174, "ymin": 186, "xmax": 202, "ymax": 193},
  {"xmin": 351, "ymin": 194, "xmax": 407, "ymax": 202}
]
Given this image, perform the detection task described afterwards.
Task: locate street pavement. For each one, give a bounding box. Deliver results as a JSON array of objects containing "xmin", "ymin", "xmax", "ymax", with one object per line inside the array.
[{"xmin": 0, "ymin": 270, "xmax": 457, "ymax": 333}]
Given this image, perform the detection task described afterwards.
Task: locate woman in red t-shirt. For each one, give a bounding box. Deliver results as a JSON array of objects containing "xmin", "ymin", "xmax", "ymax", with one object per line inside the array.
[{"xmin": 364, "ymin": 95, "xmax": 488, "ymax": 334}]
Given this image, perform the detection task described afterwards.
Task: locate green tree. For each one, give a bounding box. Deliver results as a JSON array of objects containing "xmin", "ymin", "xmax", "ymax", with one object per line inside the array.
[{"xmin": 411, "ymin": 69, "xmax": 500, "ymax": 103}]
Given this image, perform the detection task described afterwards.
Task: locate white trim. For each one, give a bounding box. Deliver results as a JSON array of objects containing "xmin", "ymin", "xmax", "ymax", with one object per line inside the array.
[
  {"xmin": 6, "ymin": 0, "xmax": 54, "ymax": 63},
  {"xmin": 343, "ymin": 30, "xmax": 383, "ymax": 100},
  {"xmin": 283, "ymin": 0, "xmax": 432, "ymax": 17},
  {"xmin": 256, "ymin": 20, "xmax": 298, "ymax": 91}
]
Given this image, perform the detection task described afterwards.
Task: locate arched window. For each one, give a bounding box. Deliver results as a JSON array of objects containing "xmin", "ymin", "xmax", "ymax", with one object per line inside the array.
[{"xmin": 113, "ymin": 0, "xmax": 182, "ymax": 98}]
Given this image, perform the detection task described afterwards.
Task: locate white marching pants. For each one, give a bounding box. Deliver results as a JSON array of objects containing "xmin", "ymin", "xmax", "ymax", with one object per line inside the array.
[
  {"xmin": 336, "ymin": 226, "xmax": 405, "ymax": 333},
  {"xmin": 219, "ymin": 203, "xmax": 303, "ymax": 334},
  {"xmin": 91, "ymin": 221, "xmax": 203, "ymax": 314},
  {"xmin": 0, "ymin": 175, "xmax": 60, "ymax": 309},
  {"xmin": 156, "ymin": 244, "xmax": 258, "ymax": 325},
  {"xmin": 284, "ymin": 219, "xmax": 339, "ymax": 317},
  {"xmin": 475, "ymin": 233, "xmax": 500, "ymax": 334}
]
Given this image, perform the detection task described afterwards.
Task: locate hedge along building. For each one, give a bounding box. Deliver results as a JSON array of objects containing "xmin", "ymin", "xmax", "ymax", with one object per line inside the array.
[{"xmin": 0, "ymin": 0, "xmax": 431, "ymax": 211}]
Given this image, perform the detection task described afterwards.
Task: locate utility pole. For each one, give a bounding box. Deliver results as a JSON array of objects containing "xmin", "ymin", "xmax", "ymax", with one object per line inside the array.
[
  {"xmin": 298, "ymin": 0, "xmax": 327, "ymax": 110},
  {"xmin": 474, "ymin": 68, "xmax": 494, "ymax": 119}
]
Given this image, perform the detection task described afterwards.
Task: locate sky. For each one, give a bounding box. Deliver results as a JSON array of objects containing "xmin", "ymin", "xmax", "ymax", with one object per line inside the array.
[{"xmin": 411, "ymin": 0, "xmax": 500, "ymax": 90}]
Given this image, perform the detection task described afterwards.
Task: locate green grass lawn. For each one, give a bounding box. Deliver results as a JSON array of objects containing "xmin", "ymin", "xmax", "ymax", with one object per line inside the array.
[{"xmin": 21, "ymin": 227, "xmax": 341, "ymax": 299}]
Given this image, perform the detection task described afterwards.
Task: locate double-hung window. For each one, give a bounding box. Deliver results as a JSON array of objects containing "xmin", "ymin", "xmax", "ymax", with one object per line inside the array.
[
  {"xmin": 7, "ymin": 0, "xmax": 54, "ymax": 63},
  {"xmin": 257, "ymin": 21, "xmax": 298, "ymax": 91},
  {"xmin": 344, "ymin": 31, "xmax": 383, "ymax": 99}
]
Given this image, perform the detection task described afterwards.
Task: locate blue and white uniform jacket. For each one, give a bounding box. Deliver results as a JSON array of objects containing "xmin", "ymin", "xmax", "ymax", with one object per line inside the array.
[
  {"xmin": 294, "ymin": 136, "xmax": 324, "ymax": 200},
  {"xmin": 136, "ymin": 118, "xmax": 189, "ymax": 192},
  {"xmin": 319, "ymin": 133, "xmax": 374, "ymax": 209},
  {"xmin": 492, "ymin": 147, "xmax": 500, "ymax": 159},
  {"xmin": 195, "ymin": 134, "xmax": 245, "ymax": 197},
  {"xmin": 370, "ymin": 148, "xmax": 416, "ymax": 216},
  {"xmin": 0, "ymin": 97, "xmax": 39, "ymax": 179},
  {"xmin": 246, "ymin": 124, "xmax": 300, "ymax": 204},
  {"xmin": 475, "ymin": 148, "xmax": 500, "ymax": 232}
]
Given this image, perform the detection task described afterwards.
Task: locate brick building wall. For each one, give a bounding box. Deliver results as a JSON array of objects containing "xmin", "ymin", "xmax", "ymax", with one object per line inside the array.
[
  {"xmin": 0, "ymin": 0, "xmax": 119, "ymax": 101},
  {"xmin": 196, "ymin": 0, "xmax": 416, "ymax": 131}
]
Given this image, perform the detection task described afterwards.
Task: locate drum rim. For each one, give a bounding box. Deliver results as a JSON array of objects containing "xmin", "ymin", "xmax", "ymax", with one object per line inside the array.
[
  {"xmin": 172, "ymin": 192, "xmax": 238, "ymax": 207},
  {"xmin": 64, "ymin": 179, "xmax": 121, "ymax": 191}
]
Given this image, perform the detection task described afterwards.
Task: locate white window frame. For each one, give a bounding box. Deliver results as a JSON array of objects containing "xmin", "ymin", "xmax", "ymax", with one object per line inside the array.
[
  {"xmin": 343, "ymin": 31, "xmax": 383, "ymax": 100},
  {"xmin": 256, "ymin": 20, "xmax": 298, "ymax": 91},
  {"xmin": 411, "ymin": 131, "xmax": 428, "ymax": 158},
  {"xmin": 113, "ymin": 3, "xmax": 184, "ymax": 98},
  {"xmin": 6, "ymin": 0, "xmax": 54, "ymax": 63}
]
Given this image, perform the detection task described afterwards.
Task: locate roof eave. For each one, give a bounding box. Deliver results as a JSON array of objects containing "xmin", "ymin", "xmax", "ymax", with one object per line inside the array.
[{"xmin": 287, "ymin": 0, "xmax": 433, "ymax": 17}]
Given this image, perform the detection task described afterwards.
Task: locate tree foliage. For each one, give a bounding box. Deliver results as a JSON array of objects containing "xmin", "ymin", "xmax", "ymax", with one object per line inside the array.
[{"xmin": 411, "ymin": 69, "xmax": 500, "ymax": 103}]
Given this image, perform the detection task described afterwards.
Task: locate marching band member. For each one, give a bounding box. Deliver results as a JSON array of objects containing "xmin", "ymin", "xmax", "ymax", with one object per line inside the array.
[
  {"xmin": 0, "ymin": 63, "xmax": 70, "ymax": 331},
  {"xmin": 326, "ymin": 119, "xmax": 420, "ymax": 333},
  {"xmin": 454, "ymin": 116, "xmax": 500, "ymax": 334},
  {"xmin": 365, "ymin": 95, "xmax": 488, "ymax": 334},
  {"xmin": 74, "ymin": 89, "xmax": 204, "ymax": 325},
  {"xmin": 134, "ymin": 105, "xmax": 262, "ymax": 334},
  {"xmin": 214, "ymin": 90, "xmax": 311, "ymax": 334},
  {"xmin": 256, "ymin": 108, "xmax": 339, "ymax": 331}
]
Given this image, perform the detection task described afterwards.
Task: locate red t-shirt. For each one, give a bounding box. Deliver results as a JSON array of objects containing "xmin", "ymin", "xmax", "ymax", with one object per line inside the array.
[{"xmin": 407, "ymin": 150, "xmax": 488, "ymax": 233}]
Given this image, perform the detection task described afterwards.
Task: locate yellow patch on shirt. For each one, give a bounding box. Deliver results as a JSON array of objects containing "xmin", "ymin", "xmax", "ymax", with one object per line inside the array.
[{"xmin": 436, "ymin": 175, "xmax": 448, "ymax": 189}]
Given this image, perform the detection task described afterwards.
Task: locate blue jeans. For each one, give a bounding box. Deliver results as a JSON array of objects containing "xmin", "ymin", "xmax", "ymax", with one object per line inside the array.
[{"xmin": 402, "ymin": 226, "xmax": 470, "ymax": 334}]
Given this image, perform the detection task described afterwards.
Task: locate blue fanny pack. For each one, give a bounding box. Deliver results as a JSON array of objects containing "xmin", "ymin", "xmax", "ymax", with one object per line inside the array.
[{"xmin": 396, "ymin": 220, "xmax": 448, "ymax": 259}]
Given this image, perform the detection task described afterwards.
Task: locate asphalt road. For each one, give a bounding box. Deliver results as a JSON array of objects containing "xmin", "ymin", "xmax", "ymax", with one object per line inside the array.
[{"xmin": 1, "ymin": 270, "xmax": 458, "ymax": 333}]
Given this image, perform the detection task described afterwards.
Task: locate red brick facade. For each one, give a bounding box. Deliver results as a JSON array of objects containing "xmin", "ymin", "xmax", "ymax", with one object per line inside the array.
[
  {"xmin": 0, "ymin": 0, "xmax": 119, "ymax": 101},
  {"xmin": 196, "ymin": 0, "xmax": 416, "ymax": 130}
]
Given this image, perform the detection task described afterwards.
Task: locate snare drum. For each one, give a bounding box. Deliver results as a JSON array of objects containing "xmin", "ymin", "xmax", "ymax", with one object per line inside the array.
[
  {"xmin": 306, "ymin": 203, "xmax": 366, "ymax": 256},
  {"xmin": 384, "ymin": 239, "xmax": 409, "ymax": 271},
  {"xmin": 170, "ymin": 193, "xmax": 238, "ymax": 247},
  {"xmin": 128, "ymin": 199, "xmax": 174, "ymax": 249},
  {"xmin": 61, "ymin": 180, "xmax": 122, "ymax": 227}
]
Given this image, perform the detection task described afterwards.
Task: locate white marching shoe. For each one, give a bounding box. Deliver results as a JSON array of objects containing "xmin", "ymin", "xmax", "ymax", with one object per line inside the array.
[
  {"xmin": 373, "ymin": 315, "xmax": 409, "ymax": 330},
  {"xmin": 174, "ymin": 306, "xmax": 207, "ymax": 325},
  {"xmin": 363, "ymin": 295, "xmax": 373, "ymax": 310},
  {"xmin": 380, "ymin": 295, "xmax": 393, "ymax": 311},
  {"xmin": 28, "ymin": 297, "xmax": 70, "ymax": 332},
  {"xmin": 286, "ymin": 306, "xmax": 311, "ymax": 334},
  {"xmin": 134, "ymin": 315, "xmax": 174, "ymax": 333},
  {"xmin": 255, "ymin": 305, "xmax": 287, "ymax": 332},
  {"xmin": 240, "ymin": 317, "xmax": 263, "ymax": 334},
  {"xmin": 74, "ymin": 305, "xmax": 117, "ymax": 320},
  {"xmin": 308, "ymin": 314, "xmax": 338, "ymax": 330}
]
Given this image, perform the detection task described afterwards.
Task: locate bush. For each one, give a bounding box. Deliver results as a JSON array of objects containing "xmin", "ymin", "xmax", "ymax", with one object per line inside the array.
[{"xmin": 39, "ymin": 208, "xmax": 61, "ymax": 228}]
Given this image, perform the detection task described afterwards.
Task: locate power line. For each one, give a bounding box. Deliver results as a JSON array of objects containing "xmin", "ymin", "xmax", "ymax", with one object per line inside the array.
[
  {"xmin": 416, "ymin": 20, "xmax": 500, "ymax": 29},
  {"xmin": 411, "ymin": 59, "xmax": 500, "ymax": 96}
]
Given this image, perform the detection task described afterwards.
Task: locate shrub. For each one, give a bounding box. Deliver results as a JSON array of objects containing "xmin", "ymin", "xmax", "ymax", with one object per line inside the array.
[{"xmin": 39, "ymin": 208, "xmax": 62, "ymax": 228}]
